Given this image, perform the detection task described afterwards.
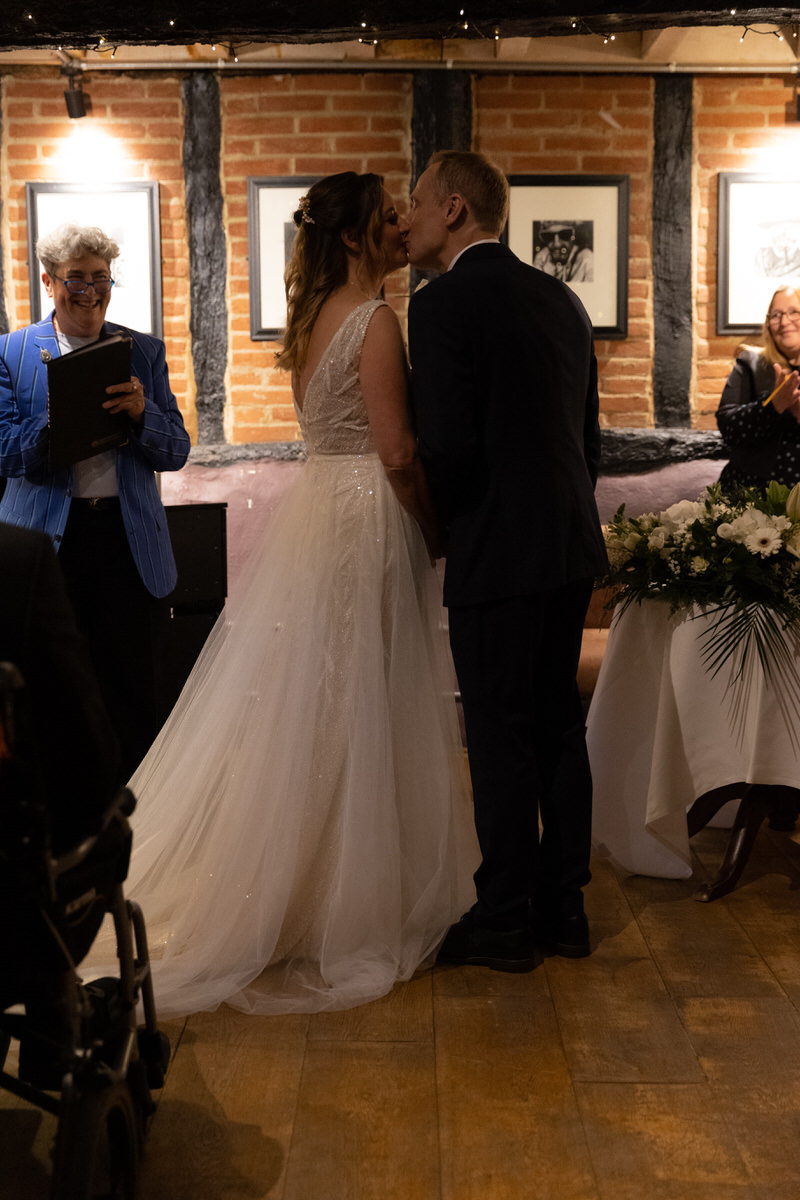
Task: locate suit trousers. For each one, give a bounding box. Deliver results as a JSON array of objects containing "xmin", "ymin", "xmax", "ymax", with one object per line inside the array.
[
  {"xmin": 57, "ymin": 499, "xmax": 168, "ymax": 780},
  {"xmin": 448, "ymin": 578, "xmax": 594, "ymax": 929}
]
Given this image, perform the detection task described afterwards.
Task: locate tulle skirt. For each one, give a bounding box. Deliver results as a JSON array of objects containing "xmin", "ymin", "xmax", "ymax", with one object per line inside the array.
[{"xmin": 85, "ymin": 452, "xmax": 478, "ymax": 1015}]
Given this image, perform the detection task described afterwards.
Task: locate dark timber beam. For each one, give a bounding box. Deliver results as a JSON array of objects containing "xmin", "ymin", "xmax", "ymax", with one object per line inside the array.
[
  {"xmin": 410, "ymin": 68, "xmax": 473, "ymax": 180},
  {"xmin": 0, "ymin": 3, "xmax": 794, "ymax": 50},
  {"xmin": 599, "ymin": 427, "xmax": 724, "ymax": 472},
  {"xmin": 182, "ymin": 73, "xmax": 227, "ymax": 444},
  {"xmin": 652, "ymin": 73, "xmax": 692, "ymax": 427},
  {"xmin": 409, "ymin": 70, "xmax": 472, "ymax": 293}
]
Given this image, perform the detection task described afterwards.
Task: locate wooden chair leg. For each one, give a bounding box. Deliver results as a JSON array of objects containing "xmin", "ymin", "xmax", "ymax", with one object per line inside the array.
[
  {"xmin": 766, "ymin": 785, "xmax": 800, "ymax": 831},
  {"xmin": 693, "ymin": 791, "xmax": 767, "ymax": 902},
  {"xmin": 686, "ymin": 784, "xmax": 742, "ymax": 839},
  {"xmin": 691, "ymin": 784, "xmax": 800, "ymax": 902}
]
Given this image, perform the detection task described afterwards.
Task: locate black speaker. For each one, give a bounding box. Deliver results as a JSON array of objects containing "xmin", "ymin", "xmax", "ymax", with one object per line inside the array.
[
  {"xmin": 165, "ymin": 502, "xmax": 227, "ymax": 613},
  {"xmin": 160, "ymin": 503, "xmax": 228, "ymax": 715}
]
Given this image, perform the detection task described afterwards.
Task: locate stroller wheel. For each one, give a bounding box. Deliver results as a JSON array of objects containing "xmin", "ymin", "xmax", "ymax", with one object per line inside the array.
[{"xmin": 51, "ymin": 1076, "xmax": 141, "ymax": 1200}]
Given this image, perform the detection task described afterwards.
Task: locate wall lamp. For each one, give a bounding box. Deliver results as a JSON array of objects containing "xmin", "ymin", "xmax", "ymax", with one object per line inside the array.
[{"xmin": 63, "ymin": 75, "xmax": 88, "ymax": 119}]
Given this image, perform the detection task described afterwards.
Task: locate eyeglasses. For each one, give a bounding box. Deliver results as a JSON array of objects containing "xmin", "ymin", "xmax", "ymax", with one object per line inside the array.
[
  {"xmin": 51, "ymin": 274, "xmax": 115, "ymax": 295},
  {"xmin": 767, "ymin": 308, "xmax": 800, "ymax": 327},
  {"xmin": 540, "ymin": 230, "xmax": 574, "ymax": 244}
]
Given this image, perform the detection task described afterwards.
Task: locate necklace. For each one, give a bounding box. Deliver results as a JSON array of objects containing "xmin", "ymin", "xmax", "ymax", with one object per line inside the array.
[{"xmin": 345, "ymin": 282, "xmax": 377, "ymax": 302}]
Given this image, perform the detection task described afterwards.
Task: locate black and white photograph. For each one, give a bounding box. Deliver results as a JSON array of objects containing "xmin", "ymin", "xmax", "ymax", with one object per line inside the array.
[
  {"xmin": 506, "ymin": 174, "xmax": 628, "ymax": 338},
  {"xmin": 247, "ymin": 176, "xmax": 319, "ymax": 340},
  {"xmin": 717, "ymin": 172, "xmax": 800, "ymax": 334},
  {"xmin": 532, "ymin": 218, "xmax": 595, "ymax": 283}
]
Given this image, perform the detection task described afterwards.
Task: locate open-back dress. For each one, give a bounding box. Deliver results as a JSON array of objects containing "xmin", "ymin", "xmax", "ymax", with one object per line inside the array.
[{"xmin": 86, "ymin": 300, "xmax": 478, "ymax": 1015}]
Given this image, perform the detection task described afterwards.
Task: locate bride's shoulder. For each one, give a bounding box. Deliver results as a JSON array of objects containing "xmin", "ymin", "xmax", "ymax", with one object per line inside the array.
[
  {"xmin": 366, "ymin": 297, "xmax": 397, "ymax": 323},
  {"xmin": 362, "ymin": 300, "xmax": 402, "ymax": 345},
  {"xmin": 359, "ymin": 303, "xmax": 405, "ymax": 380}
]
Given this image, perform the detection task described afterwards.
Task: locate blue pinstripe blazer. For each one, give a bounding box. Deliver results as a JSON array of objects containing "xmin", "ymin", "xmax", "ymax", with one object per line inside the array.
[{"xmin": 0, "ymin": 314, "xmax": 190, "ymax": 598}]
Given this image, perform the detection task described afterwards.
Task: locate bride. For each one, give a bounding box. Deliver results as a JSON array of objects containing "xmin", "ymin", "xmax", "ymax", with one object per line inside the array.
[{"xmin": 87, "ymin": 171, "xmax": 478, "ymax": 1016}]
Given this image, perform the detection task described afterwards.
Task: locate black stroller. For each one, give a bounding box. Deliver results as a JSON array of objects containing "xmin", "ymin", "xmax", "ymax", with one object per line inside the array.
[{"xmin": 0, "ymin": 661, "xmax": 170, "ymax": 1199}]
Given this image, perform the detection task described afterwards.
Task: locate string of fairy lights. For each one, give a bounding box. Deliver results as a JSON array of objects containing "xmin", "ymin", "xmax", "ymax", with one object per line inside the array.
[{"xmin": 13, "ymin": 7, "xmax": 800, "ymax": 57}]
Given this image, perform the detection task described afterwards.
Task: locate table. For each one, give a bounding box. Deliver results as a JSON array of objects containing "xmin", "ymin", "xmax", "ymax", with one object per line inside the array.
[{"xmin": 586, "ymin": 601, "xmax": 800, "ymax": 899}]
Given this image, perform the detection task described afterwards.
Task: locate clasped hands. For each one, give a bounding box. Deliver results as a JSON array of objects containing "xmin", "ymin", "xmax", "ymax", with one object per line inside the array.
[
  {"xmin": 767, "ymin": 364, "xmax": 800, "ymax": 421},
  {"xmin": 103, "ymin": 377, "xmax": 146, "ymax": 423}
]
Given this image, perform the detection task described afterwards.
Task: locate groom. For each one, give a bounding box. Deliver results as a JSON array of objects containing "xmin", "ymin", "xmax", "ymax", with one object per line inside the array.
[{"xmin": 404, "ymin": 150, "xmax": 607, "ymax": 970}]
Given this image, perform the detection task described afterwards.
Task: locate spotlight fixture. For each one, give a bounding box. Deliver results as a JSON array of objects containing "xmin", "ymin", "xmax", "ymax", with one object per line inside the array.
[{"xmin": 63, "ymin": 75, "xmax": 87, "ymax": 119}]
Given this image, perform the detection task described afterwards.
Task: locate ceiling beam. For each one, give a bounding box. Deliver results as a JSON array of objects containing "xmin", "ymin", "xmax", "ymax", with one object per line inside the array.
[{"xmin": 2, "ymin": 3, "xmax": 800, "ymax": 52}]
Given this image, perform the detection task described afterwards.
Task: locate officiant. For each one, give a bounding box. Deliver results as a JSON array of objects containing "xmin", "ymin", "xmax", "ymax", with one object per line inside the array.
[{"xmin": 0, "ymin": 222, "xmax": 190, "ymax": 778}]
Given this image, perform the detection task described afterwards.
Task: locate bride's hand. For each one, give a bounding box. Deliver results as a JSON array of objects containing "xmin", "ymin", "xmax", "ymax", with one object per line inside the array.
[{"xmin": 424, "ymin": 525, "xmax": 448, "ymax": 565}]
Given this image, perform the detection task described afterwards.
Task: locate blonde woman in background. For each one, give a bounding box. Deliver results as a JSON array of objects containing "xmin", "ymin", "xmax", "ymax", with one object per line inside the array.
[{"xmin": 716, "ymin": 283, "xmax": 800, "ymax": 490}]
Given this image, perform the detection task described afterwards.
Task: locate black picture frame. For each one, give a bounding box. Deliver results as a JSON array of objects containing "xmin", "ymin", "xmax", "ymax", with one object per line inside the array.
[
  {"xmin": 504, "ymin": 173, "xmax": 629, "ymax": 339},
  {"xmin": 26, "ymin": 180, "xmax": 162, "ymax": 339},
  {"xmin": 247, "ymin": 175, "xmax": 319, "ymax": 340},
  {"xmin": 716, "ymin": 171, "xmax": 800, "ymax": 336}
]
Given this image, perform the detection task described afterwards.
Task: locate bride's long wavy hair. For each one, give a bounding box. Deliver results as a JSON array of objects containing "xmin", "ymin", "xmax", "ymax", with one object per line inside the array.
[{"xmin": 275, "ymin": 172, "xmax": 387, "ymax": 374}]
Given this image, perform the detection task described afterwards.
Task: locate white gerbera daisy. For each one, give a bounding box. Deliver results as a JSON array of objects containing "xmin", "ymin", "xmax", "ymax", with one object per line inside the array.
[{"xmin": 744, "ymin": 527, "xmax": 782, "ymax": 556}]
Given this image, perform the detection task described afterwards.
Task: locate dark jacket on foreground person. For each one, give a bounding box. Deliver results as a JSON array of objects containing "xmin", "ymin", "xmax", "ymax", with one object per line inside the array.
[{"xmin": 0, "ymin": 520, "xmax": 120, "ymax": 852}]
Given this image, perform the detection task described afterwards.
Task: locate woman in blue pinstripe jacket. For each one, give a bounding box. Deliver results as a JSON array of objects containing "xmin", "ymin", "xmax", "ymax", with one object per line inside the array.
[{"xmin": 0, "ymin": 222, "xmax": 190, "ymax": 777}]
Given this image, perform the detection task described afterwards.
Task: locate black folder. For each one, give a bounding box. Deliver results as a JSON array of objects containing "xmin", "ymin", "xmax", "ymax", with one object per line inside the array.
[{"xmin": 47, "ymin": 333, "xmax": 132, "ymax": 466}]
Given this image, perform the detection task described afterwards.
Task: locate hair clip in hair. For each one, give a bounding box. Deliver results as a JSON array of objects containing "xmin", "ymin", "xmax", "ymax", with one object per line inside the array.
[{"xmin": 298, "ymin": 195, "xmax": 315, "ymax": 225}]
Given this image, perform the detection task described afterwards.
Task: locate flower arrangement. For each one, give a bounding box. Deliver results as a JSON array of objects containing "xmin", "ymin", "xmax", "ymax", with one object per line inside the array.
[{"xmin": 600, "ymin": 480, "xmax": 800, "ymax": 689}]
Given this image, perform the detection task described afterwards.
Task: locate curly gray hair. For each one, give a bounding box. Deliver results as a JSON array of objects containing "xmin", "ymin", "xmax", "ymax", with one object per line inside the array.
[{"xmin": 36, "ymin": 223, "xmax": 120, "ymax": 275}]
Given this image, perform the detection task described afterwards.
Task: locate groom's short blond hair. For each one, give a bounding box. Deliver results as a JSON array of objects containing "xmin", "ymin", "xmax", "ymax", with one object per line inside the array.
[{"xmin": 428, "ymin": 151, "xmax": 509, "ymax": 236}]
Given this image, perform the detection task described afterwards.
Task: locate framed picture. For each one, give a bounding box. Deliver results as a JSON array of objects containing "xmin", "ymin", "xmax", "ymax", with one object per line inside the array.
[
  {"xmin": 248, "ymin": 176, "xmax": 319, "ymax": 340},
  {"xmin": 505, "ymin": 174, "xmax": 629, "ymax": 338},
  {"xmin": 717, "ymin": 172, "xmax": 800, "ymax": 335},
  {"xmin": 26, "ymin": 181, "xmax": 162, "ymax": 338}
]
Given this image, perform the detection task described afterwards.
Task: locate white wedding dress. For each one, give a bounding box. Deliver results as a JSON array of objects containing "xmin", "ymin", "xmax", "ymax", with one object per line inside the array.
[{"xmin": 86, "ymin": 300, "xmax": 478, "ymax": 1016}]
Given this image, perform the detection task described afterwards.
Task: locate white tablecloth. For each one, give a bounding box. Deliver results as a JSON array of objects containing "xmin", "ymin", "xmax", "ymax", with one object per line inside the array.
[{"xmin": 586, "ymin": 602, "xmax": 800, "ymax": 878}]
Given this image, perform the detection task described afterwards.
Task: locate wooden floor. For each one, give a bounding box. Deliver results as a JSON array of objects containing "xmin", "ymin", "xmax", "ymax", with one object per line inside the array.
[{"xmin": 3, "ymin": 823, "xmax": 800, "ymax": 1200}]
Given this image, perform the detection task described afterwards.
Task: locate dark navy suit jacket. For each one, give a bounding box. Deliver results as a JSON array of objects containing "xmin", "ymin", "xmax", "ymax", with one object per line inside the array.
[
  {"xmin": 408, "ymin": 242, "xmax": 607, "ymax": 608},
  {"xmin": 0, "ymin": 314, "xmax": 190, "ymax": 597}
]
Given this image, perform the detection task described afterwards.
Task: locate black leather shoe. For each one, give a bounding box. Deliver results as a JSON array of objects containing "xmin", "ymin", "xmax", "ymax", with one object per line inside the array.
[
  {"xmin": 437, "ymin": 914, "xmax": 536, "ymax": 973},
  {"xmin": 554, "ymin": 911, "xmax": 591, "ymax": 958},
  {"xmin": 535, "ymin": 910, "xmax": 591, "ymax": 959}
]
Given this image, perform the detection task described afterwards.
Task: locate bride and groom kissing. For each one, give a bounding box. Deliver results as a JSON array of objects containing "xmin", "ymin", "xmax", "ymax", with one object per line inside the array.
[{"xmin": 88, "ymin": 150, "xmax": 607, "ymax": 1016}]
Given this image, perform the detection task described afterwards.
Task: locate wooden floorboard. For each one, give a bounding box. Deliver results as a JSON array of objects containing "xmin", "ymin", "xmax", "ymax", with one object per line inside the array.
[
  {"xmin": 138, "ymin": 1010, "xmax": 307, "ymax": 1198},
  {"xmin": 3, "ymin": 842, "xmax": 799, "ymax": 1199},
  {"xmin": 306, "ymin": 972, "xmax": 434, "ymax": 1044},
  {"xmin": 435, "ymin": 992, "xmax": 597, "ymax": 1200},
  {"xmin": 635, "ymin": 898, "xmax": 786, "ymax": 999},
  {"xmin": 285, "ymin": 1040, "xmax": 440, "ymax": 1200},
  {"xmin": 575, "ymin": 1081, "xmax": 760, "ymax": 1200}
]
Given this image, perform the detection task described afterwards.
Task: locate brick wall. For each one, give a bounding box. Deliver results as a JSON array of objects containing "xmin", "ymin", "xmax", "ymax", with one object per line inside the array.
[
  {"xmin": 0, "ymin": 70, "xmax": 196, "ymax": 438},
  {"xmin": 475, "ymin": 73, "xmax": 654, "ymax": 430},
  {"xmin": 694, "ymin": 73, "xmax": 797, "ymax": 429},
  {"xmin": 0, "ymin": 66, "xmax": 796, "ymax": 445},
  {"xmin": 219, "ymin": 72, "xmax": 412, "ymax": 444}
]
